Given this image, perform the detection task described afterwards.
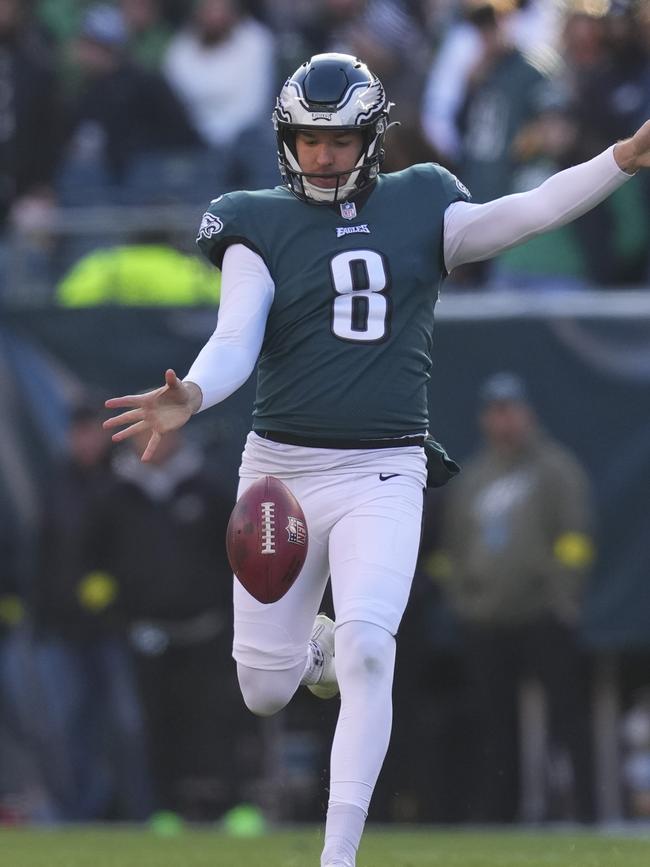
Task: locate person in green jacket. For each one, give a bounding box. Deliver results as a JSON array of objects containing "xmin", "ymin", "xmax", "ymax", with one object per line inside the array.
[
  {"xmin": 56, "ymin": 231, "xmax": 220, "ymax": 306},
  {"xmin": 434, "ymin": 372, "xmax": 596, "ymax": 824}
]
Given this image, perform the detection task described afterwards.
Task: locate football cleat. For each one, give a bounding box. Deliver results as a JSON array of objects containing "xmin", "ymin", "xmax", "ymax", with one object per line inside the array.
[{"xmin": 307, "ymin": 613, "xmax": 339, "ymax": 700}]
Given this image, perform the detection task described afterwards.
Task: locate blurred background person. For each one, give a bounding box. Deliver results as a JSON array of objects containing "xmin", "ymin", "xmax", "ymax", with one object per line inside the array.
[
  {"xmin": 57, "ymin": 3, "xmax": 200, "ymax": 207},
  {"xmin": 487, "ymin": 98, "xmax": 591, "ymax": 290},
  {"xmin": 31, "ymin": 398, "xmax": 153, "ymax": 821},
  {"xmin": 639, "ymin": 0, "xmax": 650, "ymax": 280},
  {"xmin": 559, "ymin": 2, "xmax": 650, "ymax": 286},
  {"xmin": 0, "ymin": 518, "xmax": 30, "ymax": 822},
  {"xmin": 36, "ymin": 0, "xmax": 96, "ymax": 47},
  {"xmin": 88, "ymin": 428, "xmax": 254, "ymax": 820},
  {"xmin": 55, "ymin": 228, "xmax": 220, "ymax": 306},
  {"xmin": 120, "ymin": 0, "xmax": 173, "ymax": 71},
  {"xmin": 343, "ymin": 1, "xmax": 433, "ymax": 171},
  {"xmin": 454, "ymin": 2, "xmax": 556, "ymax": 205},
  {"xmin": 0, "ymin": 0, "xmax": 60, "ymax": 301},
  {"xmin": 297, "ymin": 0, "xmax": 432, "ymax": 170},
  {"xmin": 433, "ymin": 372, "xmax": 596, "ymax": 823},
  {"xmin": 420, "ymin": 0, "xmax": 562, "ymax": 167},
  {"xmin": 163, "ymin": 0, "xmax": 277, "ymax": 192},
  {"xmin": 422, "ymin": 1, "xmax": 561, "ymax": 286}
]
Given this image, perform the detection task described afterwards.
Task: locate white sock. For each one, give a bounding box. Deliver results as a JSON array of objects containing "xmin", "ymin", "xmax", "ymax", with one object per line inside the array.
[
  {"xmin": 321, "ymin": 802, "xmax": 366, "ymax": 867},
  {"xmin": 300, "ymin": 639, "xmax": 324, "ymax": 686},
  {"xmin": 321, "ymin": 621, "xmax": 396, "ymax": 865}
]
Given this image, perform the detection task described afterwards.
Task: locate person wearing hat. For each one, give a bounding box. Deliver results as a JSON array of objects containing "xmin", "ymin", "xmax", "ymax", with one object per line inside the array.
[
  {"xmin": 431, "ymin": 372, "xmax": 596, "ymax": 823},
  {"xmin": 59, "ymin": 2, "xmax": 198, "ymax": 201}
]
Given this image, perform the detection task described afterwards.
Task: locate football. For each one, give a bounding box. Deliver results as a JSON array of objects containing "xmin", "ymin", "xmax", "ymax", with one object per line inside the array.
[{"xmin": 226, "ymin": 475, "xmax": 308, "ymax": 604}]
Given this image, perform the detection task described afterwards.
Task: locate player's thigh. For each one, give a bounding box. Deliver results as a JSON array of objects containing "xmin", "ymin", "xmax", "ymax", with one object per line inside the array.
[
  {"xmin": 329, "ymin": 475, "xmax": 424, "ymax": 635},
  {"xmin": 232, "ymin": 474, "xmax": 330, "ymax": 671}
]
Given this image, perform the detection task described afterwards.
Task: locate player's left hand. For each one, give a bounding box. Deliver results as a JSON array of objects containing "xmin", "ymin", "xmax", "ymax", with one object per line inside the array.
[{"xmin": 614, "ymin": 119, "xmax": 650, "ymax": 173}]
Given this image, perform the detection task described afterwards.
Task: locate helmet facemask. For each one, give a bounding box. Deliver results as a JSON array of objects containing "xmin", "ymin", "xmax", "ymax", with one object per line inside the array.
[{"xmin": 272, "ymin": 54, "xmax": 391, "ymax": 204}]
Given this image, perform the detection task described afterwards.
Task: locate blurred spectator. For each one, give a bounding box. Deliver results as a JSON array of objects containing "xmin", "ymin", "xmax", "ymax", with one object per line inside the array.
[
  {"xmin": 258, "ymin": 0, "xmax": 322, "ymax": 80},
  {"xmin": 559, "ymin": 5, "xmax": 650, "ymax": 285},
  {"xmin": 36, "ymin": 0, "xmax": 96, "ymax": 46},
  {"xmin": 421, "ymin": 0, "xmax": 561, "ymax": 165},
  {"xmin": 0, "ymin": 516, "xmax": 27, "ymax": 820},
  {"xmin": 488, "ymin": 104, "xmax": 592, "ymax": 290},
  {"xmin": 294, "ymin": 0, "xmax": 433, "ymax": 171},
  {"xmin": 301, "ymin": 0, "xmax": 429, "ymax": 89},
  {"xmin": 163, "ymin": 0, "xmax": 277, "ymax": 190},
  {"xmin": 56, "ymin": 229, "xmax": 220, "ymax": 306},
  {"xmin": 638, "ymin": 0, "xmax": 650, "ymax": 279},
  {"xmin": 433, "ymin": 372, "xmax": 596, "ymax": 823},
  {"xmin": 299, "ymin": 0, "xmax": 367, "ymax": 57},
  {"xmin": 120, "ymin": 0, "xmax": 173, "ymax": 70},
  {"xmin": 31, "ymin": 399, "xmax": 153, "ymax": 820},
  {"xmin": 57, "ymin": 4, "xmax": 199, "ymax": 205},
  {"xmin": 89, "ymin": 429, "xmax": 252, "ymax": 819},
  {"xmin": 345, "ymin": 1, "xmax": 433, "ymax": 172},
  {"xmin": 455, "ymin": 3, "xmax": 556, "ymax": 204},
  {"xmin": 621, "ymin": 687, "xmax": 650, "ymax": 818},
  {"xmin": 0, "ymin": 0, "xmax": 60, "ymax": 297},
  {"xmin": 427, "ymin": 3, "xmax": 559, "ymax": 286}
]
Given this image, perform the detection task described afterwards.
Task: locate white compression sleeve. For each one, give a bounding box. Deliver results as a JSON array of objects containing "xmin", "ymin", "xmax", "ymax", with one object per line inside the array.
[
  {"xmin": 443, "ymin": 145, "xmax": 633, "ymax": 273},
  {"xmin": 183, "ymin": 244, "xmax": 274, "ymax": 411}
]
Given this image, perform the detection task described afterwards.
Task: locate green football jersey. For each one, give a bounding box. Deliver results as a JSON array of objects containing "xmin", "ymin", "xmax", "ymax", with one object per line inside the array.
[{"xmin": 196, "ymin": 164, "xmax": 470, "ymax": 440}]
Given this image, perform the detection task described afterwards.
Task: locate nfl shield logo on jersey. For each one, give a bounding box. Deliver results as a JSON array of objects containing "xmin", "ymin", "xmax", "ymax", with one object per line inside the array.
[{"xmin": 340, "ymin": 201, "xmax": 357, "ymax": 220}]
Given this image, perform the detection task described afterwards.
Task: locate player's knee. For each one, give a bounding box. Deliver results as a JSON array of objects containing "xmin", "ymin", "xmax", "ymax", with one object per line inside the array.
[
  {"xmin": 336, "ymin": 622, "xmax": 395, "ymax": 685},
  {"xmin": 241, "ymin": 689, "xmax": 287, "ymax": 717},
  {"xmin": 237, "ymin": 662, "xmax": 301, "ymax": 717}
]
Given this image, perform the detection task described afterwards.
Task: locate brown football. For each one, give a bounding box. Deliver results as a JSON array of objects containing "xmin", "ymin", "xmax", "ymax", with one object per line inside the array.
[{"xmin": 226, "ymin": 475, "xmax": 308, "ymax": 604}]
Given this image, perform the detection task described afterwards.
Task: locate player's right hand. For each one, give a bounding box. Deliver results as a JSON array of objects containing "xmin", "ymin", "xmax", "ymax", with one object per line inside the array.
[{"xmin": 103, "ymin": 369, "xmax": 202, "ymax": 462}]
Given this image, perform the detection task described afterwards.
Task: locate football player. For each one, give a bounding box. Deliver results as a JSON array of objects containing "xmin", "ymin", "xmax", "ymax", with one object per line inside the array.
[{"xmin": 104, "ymin": 54, "xmax": 650, "ymax": 867}]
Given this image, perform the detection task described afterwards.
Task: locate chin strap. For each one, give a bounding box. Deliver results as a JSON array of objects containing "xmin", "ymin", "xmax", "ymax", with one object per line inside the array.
[{"xmin": 284, "ymin": 146, "xmax": 364, "ymax": 203}]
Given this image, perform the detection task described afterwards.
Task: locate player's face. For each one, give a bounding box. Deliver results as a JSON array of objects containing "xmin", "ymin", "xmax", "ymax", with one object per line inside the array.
[{"xmin": 295, "ymin": 129, "xmax": 364, "ymax": 189}]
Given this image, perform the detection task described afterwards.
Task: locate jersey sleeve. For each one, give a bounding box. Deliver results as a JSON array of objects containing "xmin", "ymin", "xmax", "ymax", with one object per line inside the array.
[
  {"xmin": 432, "ymin": 163, "xmax": 472, "ymax": 207},
  {"xmin": 406, "ymin": 162, "xmax": 472, "ymax": 210},
  {"xmin": 196, "ymin": 192, "xmax": 265, "ymax": 269}
]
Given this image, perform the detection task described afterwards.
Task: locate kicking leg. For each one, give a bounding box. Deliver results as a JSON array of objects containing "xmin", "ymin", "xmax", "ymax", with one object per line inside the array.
[
  {"xmin": 232, "ymin": 475, "xmax": 331, "ymax": 715},
  {"xmin": 236, "ymin": 659, "xmax": 306, "ymax": 717}
]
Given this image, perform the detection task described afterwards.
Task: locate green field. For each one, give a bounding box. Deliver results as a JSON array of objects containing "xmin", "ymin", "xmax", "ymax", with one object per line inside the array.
[{"xmin": 0, "ymin": 827, "xmax": 649, "ymax": 867}]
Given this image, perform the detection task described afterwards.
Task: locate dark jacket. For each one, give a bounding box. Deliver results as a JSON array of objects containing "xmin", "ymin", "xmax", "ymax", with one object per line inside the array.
[
  {"xmin": 438, "ymin": 432, "xmax": 594, "ymax": 626},
  {"xmin": 88, "ymin": 444, "xmax": 233, "ymax": 624},
  {"xmin": 66, "ymin": 61, "xmax": 199, "ymax": 181},
  {"xmin": 0, "ymin": 30, "xmax": 60, "ymax": 223},
  {"xmin": 34, "ymin": 458, "xmax": 122, "ymax": 639}
]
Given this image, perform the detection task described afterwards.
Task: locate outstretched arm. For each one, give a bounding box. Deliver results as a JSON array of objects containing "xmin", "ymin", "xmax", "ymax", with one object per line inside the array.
[
  {"xmin": 104, "ymin": 244, "xmax": 274, "ymax": 462},
  {"xmin": 444, "ymin": 120, "xmax": 650, "ymax": 273}
]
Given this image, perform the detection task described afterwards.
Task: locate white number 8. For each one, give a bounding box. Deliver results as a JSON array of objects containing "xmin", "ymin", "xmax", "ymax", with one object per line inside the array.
[{"xmin": 329, "ymin": 250, "xmax": 391, "ymax": 343}]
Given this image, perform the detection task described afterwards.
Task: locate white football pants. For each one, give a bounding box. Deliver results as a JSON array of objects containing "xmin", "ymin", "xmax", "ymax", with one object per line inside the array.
[{"xmin": 232, "ymin": 432, "xmax": 427, "ymax": 671}]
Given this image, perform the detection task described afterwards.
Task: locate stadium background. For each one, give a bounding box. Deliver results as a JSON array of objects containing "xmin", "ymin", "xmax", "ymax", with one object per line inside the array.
[{"xmin": 0, "ymin": 0, "xmax": 649, "ymax": 840}]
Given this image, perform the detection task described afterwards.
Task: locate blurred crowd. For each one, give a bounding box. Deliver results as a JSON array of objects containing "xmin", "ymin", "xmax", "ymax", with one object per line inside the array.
[{"xmin": 0, "ymin": 0, "xmax": 649, "ymax": 302}]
